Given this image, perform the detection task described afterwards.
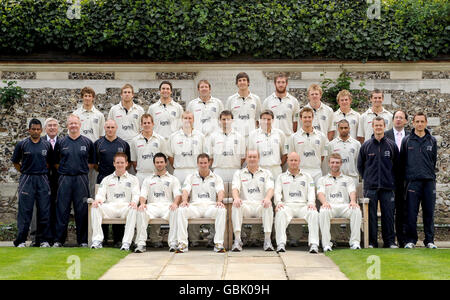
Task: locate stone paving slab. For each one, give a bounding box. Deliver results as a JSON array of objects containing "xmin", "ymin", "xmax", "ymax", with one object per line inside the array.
[
  {"xmin": 286, "ymin": 267, "xmax": 348, "ymax": 280},
  {"xmin": 161, "ymin": 263, "xmax": 224, "ymax": 277},
  {"xmin": 224, "ymin": 263, "xmax": 287, "ymax": 280}
]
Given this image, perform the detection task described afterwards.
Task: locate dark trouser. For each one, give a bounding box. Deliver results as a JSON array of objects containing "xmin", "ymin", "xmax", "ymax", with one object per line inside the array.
[
  {"xmin": 364, "ymin": 188, "xmax": 396, "ymax": 248},
  {"xmin": 97, "ymin": 173, "xmax": 125, "ymax": 244},
  {"xmin": 395, "ymin": 185, "xmax": 407, "ymax": 247},
  {"xmin": 405, "ymin": 180, "xmax": 436, "ymax": 246},
  {"xmin": 14, "ymin": 174, "xmax": 52, "ymax": 246},
  {"xmin": 55, "ymin": 174, "xmax": 89, "ymax": 245}
]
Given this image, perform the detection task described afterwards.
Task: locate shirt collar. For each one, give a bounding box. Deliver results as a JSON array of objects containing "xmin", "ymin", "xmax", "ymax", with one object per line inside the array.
[
  {"xmin": 286, "ymin": 169, "xmax": 303, "ymax": 177},
  {"xmin": 298, "ymin": 128, "xmax": 317, "ymax": 136},
  {"xmin": 393, "ymin": 128, "xmax": 405, "ymax": 136},
  {"xmin": 368, "ymin": 107, "xmax": 388, "ymax": 115},
  {"xmin": 120, "ymin": 101, "xmax": 135, "ymax": 111},
  {"xmin": 196, "ymin": 170, "xmax": 214, "ymax": 179},
  {"xmin": 113, "ymin": 171, "xmax": 129, "ymax": 179},
  {"xmin": 327, "ymin": 173, "xmax": 344, "ymax": 179}
]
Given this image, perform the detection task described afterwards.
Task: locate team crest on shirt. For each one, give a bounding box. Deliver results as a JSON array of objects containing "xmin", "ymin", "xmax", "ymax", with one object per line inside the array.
[
  {"xmin": 352, "ymin": 120, "xmax": 356, "ymax": 125},
  {"xmin": 299, "ymin": 181, "xmax": 306, "ymax": 186},
  {"xmin": 80, "ymin": 146, "xmax": 86, "ymax": 151},
  {"xmin": 341, "ymin": 182, "xmax": 347, "ymax": 187},
  {"xmin": 315, "ymin": 139, "xmax": 320, "ymax": 145},
  {"xmin": 126, "ymin": 182, "xmax": 131, "ymax": 188},
  {"xmin": 153, "ymin": 143, "xmax": 159, "ymax": 148},
  {"xmin": 210, "ymin": 182, "xmax": 215, "ymax": 187},
  {"xmin": 234, "ymin": 139, "xmax": 238, "ymax": 145},
  {"xmin": 350, "ymin": 148, "xmax": 356, "ymax": 154},
  {"xmin": 133, "ymin": 114, "xmax": 139, "ymax": 119},
  {"xmin": 384, "ymin": 151, "xmax": 391, "ymax": 157},
  {"xmin": 164, "ymin": 181, "xmax": 170, "ymax": 187},
  {"xmin": 427, "ymin": 146, "xmax": 433, "ymax": 151},
  {"xmin": 41, "ymin": 150, "xmax": 47, "ymax": 156},
  {"xmin": 384, "ymin": 119, "xmax": 389, "ymax": 126},
  {"xmin": 192, "ymin": 140, "xmax": 198, "ymax": 145},
  {"xmin": 321, "ymin": 115, "xmax": 326, "ymax": 121},
  {"xmin": 212, "ymin": 107, "xmax": 217, "ymax": 112},
  {"xmin": 93, "ymin": 118, "xmax": 99, "ymax": 124},
  {"xmin": 171, "ymin": 111, "xmax": 177, "ymax": 117},
  {"xmin": 250, "ymin": 104, "xmax": 256, "ymax": 109},
  {"xmin": 287, "ymin": 104, "xmax": 292, "ymax": 109},
  {"xmin": 259, "ymin": 177, "xmax": 265, "ymax": 182},
  {"xmin": 118, "ymin": 147, "xmax": 124, "ymax": 152}
]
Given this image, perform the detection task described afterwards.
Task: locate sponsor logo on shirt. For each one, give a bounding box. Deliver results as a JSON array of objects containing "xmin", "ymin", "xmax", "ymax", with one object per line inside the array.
[
  {"xmin": 122, "ymin": 124, "xmax": 134, "ymax": 131},
  {"xmin": 261, "ymin": 149, "xmax": 273, "ymax": 157},
  {"xmin": 83, "ymin": 128, "xmax": 94, "ymax": 135},
  {"xmin": 248, "ymin": 187, "xmax": 261, "ymax": 194},
  {"xmin": 289, "ymin": 191, "xmax": 302, "ymax": 198},
  {"xmin": 239, "ymin": 114, "xmax": 250, "ymax": 120},
  {"xmin": 330, "ymin": 192, "xmax": 343, "ymax": 199},
  {"xmin": 287, "ymin": 104, "xmax": 292, "ymax": 109},
  {"xmin": 142, "ymin": 154, "xmax": 154, "ymax": 160},
  {"xmin": 341, "ymin": 182, "xmax": 347, "ymax": 187},
  {"xmin": 304, "ymin": 150, "xmax": 315, "ymax": 157},
  {"xmin": 181, "ymin": 150, "xmax": 193, "ymax": 157},
  {"xmin": 350, "ymin": 148, "xmax": 355, "ymax": 154},
  {"xmin": 210, "ymin": 182, "xmax": 215, "ymax": 187},
  {"xmin": 153, "ymin": 142, "xmax": 159, "ymax": 148},
  {"xmin": 222, "ymin": 150, "xmax": 234, "ymax": 156},
  {"xmin": 201, "ymin": 117, "xmax": 211, "ymax": 124},
  {"xmin": 154, "ymin": 191, "xmax": 166, "ymax": 198},
  {"xmin": 342, "ymin": 157, "xmax": 350, "ymax": 164},
  {"xmin": 160, "ymin": 120, "xmax": 171, "ymax": 126},
  {"xmin": 313, "ymin": 125, "xmax": 321, "ymax": 131},
  {"xmin": 114, "ymin": 192, "xmax": 126, "ymax": 198},
  {"xmin": 276, "ymin": 114, "xmax": 287, "ymax": 120},
  {"xmin": 164, "ymin": 181, "xmax": 170, "ymax": 187},
  {"xmin": 198, "ymin": 192, "xmax": 211, "ymax": 199}
]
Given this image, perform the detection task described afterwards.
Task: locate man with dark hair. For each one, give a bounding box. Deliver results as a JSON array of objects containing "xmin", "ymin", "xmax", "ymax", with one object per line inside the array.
[
  {"xmin": 400, "ymin": 113, "xmax": 438, "ymax": 249},
  {"xmin": 384, "ymin": 109, "xmax": 410, "ymax": 247},
  {"xmin": 148, "ymin": 81, "xmax": 183, "ymax": 140},
  {"xmin": 12, "ymin": 119, "xmax": 53, "ymax": 248},
  {"xmin": 358, "ymin": 116, "xmax": 400, "ymax": 248},
  {"xmin": 52, "ymin": 114, "xmax": 96, "ymax": 247},
  {"xmin": 226, "ymin": 72, "xmax": 261, "ymax": 145},
  {"xmin": 90, "ymin": 152, "xmax": 140, "ymax": 250}
]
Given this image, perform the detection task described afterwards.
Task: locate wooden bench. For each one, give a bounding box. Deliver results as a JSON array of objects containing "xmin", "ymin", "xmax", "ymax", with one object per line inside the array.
[
  {"xmin": 224, "ymin": 183, "xmax": 369, "ymax": 248},
  {"xmin": 88, "ymin": 182, "xmax": 369, "ymax": 249}
]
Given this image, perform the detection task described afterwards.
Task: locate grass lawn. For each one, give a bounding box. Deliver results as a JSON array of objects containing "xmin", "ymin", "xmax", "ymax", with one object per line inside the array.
[
  {"xmin": 0, "ymin": 248, "xmax": 129, "ymax": 280},
  {"xmin": 326, "ymin": 248, "xmax": 450, "ymax": 280}
]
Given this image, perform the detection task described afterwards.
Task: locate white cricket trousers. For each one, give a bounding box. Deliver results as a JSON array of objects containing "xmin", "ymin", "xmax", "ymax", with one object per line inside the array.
[
  {"xmin": 232, "ymin": 200, "xmax": 274, "ymax": 234},
  {"xmin": 275, "ymin": 203, "xmax": 319, "ymax": 246},
  {"xmin": 135, "ymin": 202, "xmax": 177, "ymax": 247},
  {"xmin": 319, "ymin": 203, "xmax": 362, "ymax": 247},
  {"xmin": 177, "ymin": 202, "xmax": 227, "ymax": 245},
  {"xmin": 90, "ymin": 202, "xmax": 137, "ymax": 244}
]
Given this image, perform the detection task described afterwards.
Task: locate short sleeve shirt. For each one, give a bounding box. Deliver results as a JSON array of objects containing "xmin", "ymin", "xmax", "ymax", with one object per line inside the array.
[
  {"xmin": 208, "ymin": 130, "xmax": 246, "ymax": 169},
  {"xmin": 130, "ymin": 132, "xmax": 168, "ymax": 173},
  {"xmin": 140, "ymin": 172, "xmax": 182, "ymax": 204},
  {"xmin": 317, "ymin": 173, "xmax": 356, "ymax": 205},
  {"xmin": 53, "ymin": 135, "xmax": 95, "ymax": 175},
  {"xmin": 226, "ymin": 93, "xmax": 261, "ymax": 139},
  {"xmin": 186, "ymin": 97, "xmax": 223, "ymax": 137},
  {"xmin": 331, "ymin": 108, "xmax": 361, "ymax": 140},
  {"xmin": 263, "ymin": 93, "xmax": 300, "ymax": 136},
  {"xmin": 248, "ymin": 128, "xmax": 287, "ymax": 168},
  {"xmin": 358, "ymin": 108, "xmax": 393, "ymax": 140},
  {"xmin": 232, "ymin": 167, "xmax": 274, "ymax": 201},
  {"xmin": 73, "ymin": 106, "xmax": 105, "ymax": 142},
  {"xmin": 327, "ymin": 137, "xmax": 361, "ymax": 177},
  {"xmin": 287, "ymin": 129, "xmax": 327, "ymax": 170},
  {"xmin": 96, "ymin": 171, "xmax": 140, "ymax": 204},
  {"xmin": 304, "ymin": 102, "xmax": 334, "ymax": 135},
  {"xmin": 274, "ymin": 170, "xmax": 316, "ymax": 206},
  {"xmin": 148, "ymin": 100, "xmax": 183, "ymax": 140},
  {"xmin": 182, "ymin": 171, "xmax": 225, "ymax": 204},
  {"xmin": 108, "ymin": 102, "xmax": 145, "ymax": 143},
  {"xmin": 11, "ymin": 137, "xmax": 53, "ymax": 175},
  {"xmin": 167, "ymin": 129, "xmax": 207, "ymax": 169},
  {"xmin": 94, "ymin": 136, "xmax": 131, "ymax": 176}
]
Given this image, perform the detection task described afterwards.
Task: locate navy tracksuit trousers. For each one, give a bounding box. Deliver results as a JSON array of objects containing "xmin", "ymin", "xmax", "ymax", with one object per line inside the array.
[
  {"xmin": 14, "ymin": 174, "xmax": 52, "ymax": 246},
  {"xmin": 54, "ymin": 174, "xmax": 89, "ymax": 245},
  {"xmin": 405, "ymin": 180, "xmax": 436, "ymax": 245},
  {"xmin": 364, "ymin": 188, "xmax": 396, "ymax": 248}
]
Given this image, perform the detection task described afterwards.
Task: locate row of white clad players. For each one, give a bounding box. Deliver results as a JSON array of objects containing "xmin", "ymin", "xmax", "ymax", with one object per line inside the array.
[{"xmin": 90, "ymin": 150, "xmax": 362, "ymax": 253}]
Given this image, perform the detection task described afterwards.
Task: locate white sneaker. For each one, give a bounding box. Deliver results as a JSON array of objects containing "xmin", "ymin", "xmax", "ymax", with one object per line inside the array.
[
  {"xmin": 134, "ymin": 245, "xmax": 146, "ymax": 253},
  {"xmin": 17, "ymin": 242, "xmax": 26, "ymax": 248},
  {"xmin": 231, "ymin": 240, "xmax": 243, "ymax": 252},
  {"xmin": 120, "ymin": 243, "xmax": 130, "ymax": 251},
  {"xmin": 176, "ymin": 243, "xmax": 188, "ymax": 253},
  {"xmin": 426, "ymin": 243, "xmax": 437, "ymax": 249},
  {"xmin": 350, "ymin": 243, "xmax": 361, "ymax": 250},
  {"xmin": 323, "ymin": 245, "xmax": 333, "ymax": 252},
  {"xmin": 169, "ymin": 243, "xmax": 177, "ymax": 252},
  {"xmin": 263, "ymin": 240, "xmax": 274, "ymax": 251},
  {"xmin": 309, "ymin": 244, "xmax": 319, "ymax": 254},
  {"xmin": 404, "ymin": 243, "xmax": 415, "ymax": 249},
  {"xmin": 214, "ymin": 243, "xmax": 226, "ymax": 253},
  {"xmin": 389, "ymin": 244, "xmax": 399, "ymax": 249},
  {"xmin": 91, "ymin": 240, "xmax": 102, "ymax": 249},
  {"xmin": 276, "ymin": 243, "xmax": 286, "ymax": 253},
  {"xmin": 52, "ymin": 242, "xmax": 63, "ymax": 248},
  {"xmin": 40, "ymin": 242, "xmax": 51, "ymax": 248}
]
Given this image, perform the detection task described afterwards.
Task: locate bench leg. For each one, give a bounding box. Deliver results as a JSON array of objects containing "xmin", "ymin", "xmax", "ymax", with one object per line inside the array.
[{"xmin": 363, "ymin": 202, "xmax": 369, "ymax": 248}]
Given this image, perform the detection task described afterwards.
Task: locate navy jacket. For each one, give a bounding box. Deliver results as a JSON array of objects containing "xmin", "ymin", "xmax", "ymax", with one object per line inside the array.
[
  {"xmin": 399, "ymin": 128, "xmax": 437, "ymax": 181},
  {"xmin": 357, "ymin": 135, "xmax": 400, "ymax": 191}
]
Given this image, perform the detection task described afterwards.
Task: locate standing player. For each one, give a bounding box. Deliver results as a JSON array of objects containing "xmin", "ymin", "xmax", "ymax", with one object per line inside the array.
[
  {"xmin": 357, "ymin": 89, "xmax": 393, "ymax": 144},
  {"xmin": 108, "ymin": 84, "xmax": 145, "ymax": 144},
  {"xmin": 12, "ymin": 119, "xmax": 53, "ymax": 248},
  {"xmin": 231, "ymin": 150, "xmax": 275, "ymax": 252},
  {"xmin": 52, "ymin": 114, "xmax": 95, "ymax": 247},
  {"xmin": 226, "ymin": 72, "xmax": 261, "ymax": 145},
  {"xmin": 187, "ymin": 80, "xmax": 223, "ymax": 137},
  {"xmin": 176, "ymin": 154, "xmax": 227, "ymax": 253},
  {"xmin": 331, "ymin": 90, "xmax": 360, "ymax": 140},
  {"xmin": 135, "ymin": 153, "xmax": 182, "ymax": 253},
  {"xmin": 262, "ymin": 73, "xmax": 300, "ymax": 136},
  {"xmin": 304, "ymin": 84, "xmax": 335, "ymax": 141},
  {"xmin": 274, "ymin": 152, "xmax": 319, "ymax": 253},
  {"xmin": 318, "ymin": 153, "xmax": 362, "ymax": 252},
  {"xmin": 90, "ymin": 153, "xmax": 140, "ymax": 251},
  {"xmin": 148, "ymin": 81, "xmax": 183, "ymax": 141},
  {"xmin": 208, "ymin": 110, "xmax": 246, "ymax": 182}
]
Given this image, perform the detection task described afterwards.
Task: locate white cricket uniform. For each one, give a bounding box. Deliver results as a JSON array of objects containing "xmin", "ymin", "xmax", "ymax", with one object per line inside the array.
[
  {"xmin": 248, "ymin": 128, "xmax": 287, "ymax": 179},
  {"xmin": 327, "ymin": 137, "xmax": 361, "ymax": 186},
  {"xmin": 135, "ymin": 172, "xmax": 182, "ymax": 247},
  {"xmin": 286, "ymin": 128, "xmax": 328, "ymax": 183},
  {"xmin": 331, "ymin": 108, "xmax": 361, "ymax": 140},
  {"xmin": 262, "ymin": 93, "xmax": 300, "ymax": 136},
  {"xmin": 167, "ymin": 129, "xmax": 207, "ymax": 183},
  {"xmin": 147, "ymin": 100, "xmax": 183, "ymax": 140},
  {"xmin": 208, "ymin": 129, "xmax": 246, "ymax": 182},
  {"xmin": 108, "ymin": 102, "xmax": 145, "ymax": 143},
  {"xmin": 274, "ymin": 171, "xmax": 319, "ymax": 246},
  {"xmin": 317, "ymin": 173, "xmax": 362, "ymax": 247},
  {"xmin": 130, "ymin": 132, "xmax": 168, "ymax": 185},
  {"xmin": 187, "ymin": 97, "xmax": 223, "ymax": 137},
  {"xmin": 91, "ymin": 171, "xmax": 140, "ymax": 245},
  {"xmin": 303, "ymin": 102, "xmax": 334, "ymax": 136},
  {"xmin": 226, "ymin": 92, "xmax": 261, "ymax": 143},
  {"xmin": 357, "ymin": 108, "xmax": 393, "ymax": 141},
  {"xmin": 73, "ymin": 105, "xmax": 105, "ymax": 198},
  {"xmin": 178, "ymin": 171, "xmax": 226, "ymax": 245},
  {"xmin": 231, "ymin": 167, "xmax": 274, "ymax": 234}
]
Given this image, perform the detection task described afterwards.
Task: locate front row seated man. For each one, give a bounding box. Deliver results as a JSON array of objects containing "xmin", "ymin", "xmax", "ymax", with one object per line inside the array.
[
  {"xmin": 135, "ymin": 153, "xmax": 182, "ymax": 253},
  {"xmin": 318, "ymin": 153, "xmax": 362, "ymax": 252},
  {"xmin": 90, "ymin": 152, "xmax": 140, "ymax": 251},
  {"xmin": 274, "ymin": 152, "xmax": 320, "ymax": 254},
  {"xmin": 177, "ymin": 153, "xmax": 227, "ymax": 253},
  {"xmin": 231, "ymin": 149, "xmax": 275, "ymax": 252}
]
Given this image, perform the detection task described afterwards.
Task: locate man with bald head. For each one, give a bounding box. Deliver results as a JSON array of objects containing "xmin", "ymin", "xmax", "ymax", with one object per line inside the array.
[
  {"xmin": 274, "ymin": 152, "xmax": 319, "ymax": 253},
  {"xmin": 231, "ymin": 149, "xmax": 275, "ymax": 252},
  {"xmin": 93, "ymin": 119, "xmax": 131, "ymax": 246}
]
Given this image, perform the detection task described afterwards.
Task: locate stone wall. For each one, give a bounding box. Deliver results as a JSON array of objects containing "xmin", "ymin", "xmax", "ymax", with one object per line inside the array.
[{"xmin": 0, "ymin": 62, "xmax": 449, "ymax": 224}]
